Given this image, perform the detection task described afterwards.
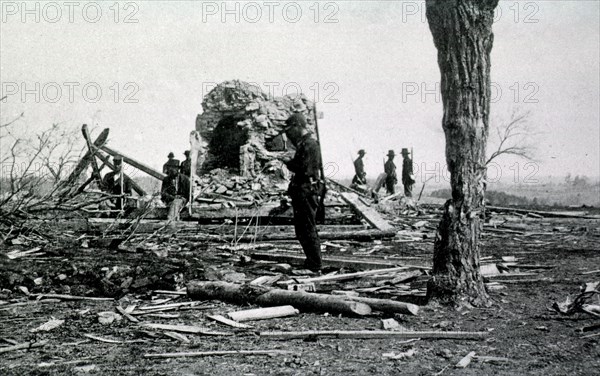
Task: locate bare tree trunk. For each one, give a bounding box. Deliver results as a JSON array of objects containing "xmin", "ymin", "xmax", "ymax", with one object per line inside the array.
[{"xmin": 425, "ymin": 0, "xmax": 499, "ymax": 306}]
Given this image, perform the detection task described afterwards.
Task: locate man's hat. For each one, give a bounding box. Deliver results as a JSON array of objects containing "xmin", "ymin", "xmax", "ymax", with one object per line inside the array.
[
  {"xmin": 358, "ymin": 149, "xmax": 366, "ymax": 155},
  {"xmin": 284, "ymin": 113, "xmax": 307, "ymax": 131},
  {"xmin": 387, "ymin": 150, "xmax": 396, "ymax": 157},
  {"xmin": 401, "ymin": 148, "xmax": 410, "ymax": 155},
  {"xmin": 113, "ymin": 154, "xmax": 123, "ymax": 162},
  {"xmin": 184, "ymin": 150, "xmax": 190, "ymax": 156},
  {"xmin": 168, "ymin": 152, "xmax": 175, "ymax": 159},
  {"xmin": 292, "ymin": 100, "xmax": 307, "ymax": 113}
]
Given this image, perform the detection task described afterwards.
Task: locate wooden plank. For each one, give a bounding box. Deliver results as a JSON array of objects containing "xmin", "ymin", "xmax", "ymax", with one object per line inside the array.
[
  {"xmin": 278, "ymin": 267, "xmax": 424, "ymax": 285},
  {"xmin": 260, "ymin": 330, "xmax": 488, "ymax": 340},
  {"xmin": 144, "ymin": 350, "xmax": 293, "ymax": 358},
  {"xmin": 251, "ymin": 252, "xmax": 408, "ymax": 270},
  {"xmin": 340, "ymin": 192, "xmax": 394, "ymax": 231},
  {"xmin": 487, "ymin": 205, "xmax": 600, "ymax": 220}
]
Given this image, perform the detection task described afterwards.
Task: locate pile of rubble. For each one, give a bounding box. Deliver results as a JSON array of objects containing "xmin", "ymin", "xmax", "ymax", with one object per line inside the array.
[
  {"xmin": 194, "ymin": 167, "xmax": 290, "ymax": 208},
  {"xmin": 196, "ymin": 80, "xmax": 317, "ymax": 176}
]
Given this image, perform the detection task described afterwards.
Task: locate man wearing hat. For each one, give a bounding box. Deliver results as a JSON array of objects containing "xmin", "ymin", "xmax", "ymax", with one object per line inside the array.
[
  {"xmin": 283, "ymin": 112, "xmax": 324, "ymax": 272},
  {"xmin": 161, "ymin": 158, "xmax": 191, "ymax": 221},
  {"xmin": 384, "ymin": 150, "xmax": 398, "ymax": 194},
  {"xmin": 101, "ymin": 155, "xmax": 134, "ymax": 210},
  {"xmin": 351, "ymin": 149, "xmax": 367, "ymax": 187},
  {"xmin": 180, "ymin": 150, "xmax": 192, "ymax": 177},
  {"xmin": 401, "ymin": 148, "xmax": 416, "ymax": 197},
  {"xmin": 162, "ymin": 152, "xmax": 175, "ymax": 174}
]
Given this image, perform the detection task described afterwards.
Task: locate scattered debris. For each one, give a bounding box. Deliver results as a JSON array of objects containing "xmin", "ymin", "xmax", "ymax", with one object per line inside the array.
[
  {"xmin": 455, "ymin": 351, "xmax": 476, "ymax": 368},
  {"xmin": 30, "ymin": 318, "xmax": 64, "ymax": 332}
]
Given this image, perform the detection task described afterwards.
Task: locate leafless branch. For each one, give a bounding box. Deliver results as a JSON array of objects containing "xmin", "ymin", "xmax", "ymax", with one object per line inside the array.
[{"xmin": 486, "ymin": 108, "xmax": 537, "ymax": 165}]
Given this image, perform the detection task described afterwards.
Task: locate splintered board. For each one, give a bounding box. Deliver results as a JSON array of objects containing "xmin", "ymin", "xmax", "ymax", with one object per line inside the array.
[{"xmin": 340, "ymin": 192, "xmax": 395, "ymax": 232}]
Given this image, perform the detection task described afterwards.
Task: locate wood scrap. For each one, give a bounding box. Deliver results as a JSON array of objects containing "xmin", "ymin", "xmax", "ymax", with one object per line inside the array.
[
  {"xmin": 582, "ymin": 269, "xmax": 600, "ymax": 275},
  {"xmin": 340, "ymin": 192, "xmax": 395, "ymax": 231},
  {"xmin": 153, "ymin": 290, "xmax": 187, "ymax": 295},
  {"xmin": 82, "ymin": 333, "xmax": 124, "ymax": 344},
  {"xmin": 207, "ymin": 314, "xmax": 253, "ymax": 328},
  {"xmin": 30, "ymin": 318, "xmax": 64, "ymax": 332},
  {"xmin": 251, "ymin": 252, "xmax": 424, "ymax": 270},
  {"xmin": 0, "ymin": 340, "xmax": 48, "ymax": 354},
  {"xmin": 260, "ymin": 330, "xmax": 488, "ymax": 340},
  {"xmin": 144, "ymin": 350, "xmax": 294, "ymax": 358},
  {"xmin": 162, "ymin": 331, "xmax": 190, "ymax": 343},
  {"xmin": 474, "ymin": 355, "xmax": 512, "ymax": 363},
  {"xmin": 455, "ymin": 351, "xmax": 476, "ymax": 368},
  {"xmin": 116, "ymin": 305, "xmax": 139, "ymax": 323},
  {"xmin": 227, "ymin": 306, "xmax": 299, "ymax": 322},
  {"xmin": 32, "ymin": 294, "xmax": 114, "ymax": 302},
  {"xmin": 140, "ymin": 323, "xmax": 232, "ymax": 336}
]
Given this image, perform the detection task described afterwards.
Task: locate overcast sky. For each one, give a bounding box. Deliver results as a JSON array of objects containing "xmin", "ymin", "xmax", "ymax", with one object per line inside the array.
[{"xmin": 1, "ymin": 0, "xmax": 598, "ymax": 184}]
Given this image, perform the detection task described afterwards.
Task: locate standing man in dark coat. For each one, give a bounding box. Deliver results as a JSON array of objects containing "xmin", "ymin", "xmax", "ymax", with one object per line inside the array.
[
  {"xmin": 384, "ymin": 150, "xmax": 397, "ymax": 194},
  {"xmin": 161, "ymin": 159, "xmax": 191, "ymax": 221},
  {"xmin": 283, "ymin": 113, "xmax": 323, "ymax": 272},
  {"xmin": 351, "ymin": 149, "xmax": 367, "ymax": 187},
  {"xmin": 101, "ymin": 155, "xmax": 134, "ymax": 210},
  {"xmin": 401, "ymin": 148, "xmax": 415, "ymax": 197},
  {"xmin": 162, "ymin": 152, "xmax": 175, "ymax": 174},
  {"xmin": 180, "ymin": 150, "xmax": 192, "ymax": 176}
]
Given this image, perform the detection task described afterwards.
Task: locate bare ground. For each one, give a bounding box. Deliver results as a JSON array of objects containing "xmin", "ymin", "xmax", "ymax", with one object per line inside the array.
[{"xmin": 1, "ymin": 216, "xmax": 599, "ymax": 376}]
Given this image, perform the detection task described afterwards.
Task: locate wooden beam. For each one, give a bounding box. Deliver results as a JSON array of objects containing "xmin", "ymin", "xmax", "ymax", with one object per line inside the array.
[
  {"xmin": 340, "ymin": 192, "xmax": 395, "ymax": 231},
  {"xmin": 101, "ymin": 145, "xmax": 166, "ymax": 180},
  {"xmin": 81, "ymin": 124, "xmax": 104, "ymax": 188},
  {"xmin": 260, "ymin": 330, "xmax": 488, "ymax": 340},
  {"xmin": 144, "ymin": 350, "xmax": 294, "ymax": 358},
  {"xmin": 60, "ymin": 128, "xmax": 109, "ymax": 193},
  {"xmin": 487, "ymin": 205, "xmax": 600, "ymax": 220},
  {"xmin": 251, "ymin": 252, "xmax": 404, "ymax": 270},
  {"xmin": 94, "ymin": 151, "xmax": 146, "ymax": 196}
]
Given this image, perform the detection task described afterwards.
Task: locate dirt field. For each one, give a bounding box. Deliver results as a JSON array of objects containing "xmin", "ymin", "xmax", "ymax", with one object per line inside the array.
[{"xmin": 1, "ymin": 215, "xmax": 599, "ymax": 376}]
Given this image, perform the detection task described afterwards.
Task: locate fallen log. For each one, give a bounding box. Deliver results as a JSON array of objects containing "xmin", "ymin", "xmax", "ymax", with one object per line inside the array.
[
  {"xmin": 187, "ymin": 281, "xmax": 371, "ymax": 316},
  {"xmin": 260, "ymin": 330, "xmax": 487, "ymax": 340}
]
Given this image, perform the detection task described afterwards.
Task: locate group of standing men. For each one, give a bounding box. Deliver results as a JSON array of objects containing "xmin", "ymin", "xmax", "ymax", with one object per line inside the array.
[
  {"xmin": 100, "ymin": 150, "xmax": 194, "ymax": 220},
  {"xmin": 352, "ymin": 148, "xmax": 415, "ymax": 197}
]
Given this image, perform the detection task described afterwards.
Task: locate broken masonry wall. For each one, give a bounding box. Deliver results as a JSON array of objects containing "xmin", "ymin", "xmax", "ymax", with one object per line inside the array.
[{"xmin": 195, "ymin": 80, "xmax": 316, "ymax": 176}]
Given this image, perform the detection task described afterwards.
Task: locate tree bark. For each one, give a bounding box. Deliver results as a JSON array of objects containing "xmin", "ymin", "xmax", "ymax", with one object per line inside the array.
[
  {"xmin": 425, "ymin": 0, "xmax": 499, "ymax": 306},
  {"xmin": 186, "ymin": 281, "xmax": 372, "ymax": 316}
]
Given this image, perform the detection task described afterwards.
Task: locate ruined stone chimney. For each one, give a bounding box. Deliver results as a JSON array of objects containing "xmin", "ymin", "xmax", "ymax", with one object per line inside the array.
[{"xmin": 195, "ymin": 80, "xmax": 315, "ymax": 176}]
